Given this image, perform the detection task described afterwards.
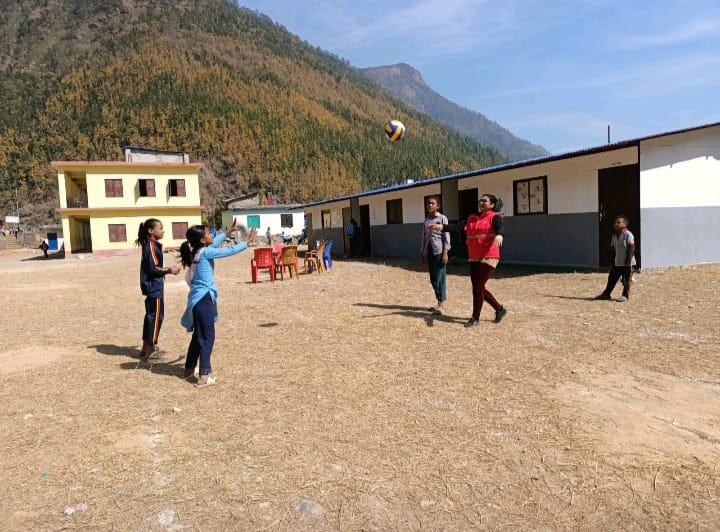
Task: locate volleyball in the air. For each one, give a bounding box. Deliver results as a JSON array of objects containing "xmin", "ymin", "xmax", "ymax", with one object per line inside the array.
[{"xmin": 384, "ymin": 120, "xmax": 406, "ymax": 142}]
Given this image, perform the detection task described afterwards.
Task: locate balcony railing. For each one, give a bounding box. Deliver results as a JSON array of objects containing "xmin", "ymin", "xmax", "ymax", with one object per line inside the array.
[{"xmin": 67, "ymin": 196, "xmax": 88, "ymax": 208}]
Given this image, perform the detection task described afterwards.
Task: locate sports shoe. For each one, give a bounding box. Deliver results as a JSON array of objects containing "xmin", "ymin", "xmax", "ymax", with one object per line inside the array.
[
  {"xmin": 432, "ymin": 307, "xmax": 444, "ymax": 315},
  {"xmin": 617, "ymin": 296, "xmax": 628, "ymax": 302},
  {"xmin": 196, "ymin": 374, "xmax": 219, "ymax": 386},
  {"xmin": 142, "ymin": 349, "xmax": 168, "ymax": 362},
  {"xmin": 464, "ymin": 318, "xmax": 479, "ymax": 328},
  {"xmin": 182, "ymin": 367, "xmax": 199, "ymax": 379},
  {"xmin": 593, "ymin": 294, "xmax": 612, "ymax": 300},
  {"xmin": 494, "ymin": 307, "xmax": 507, "ymax": 323}
]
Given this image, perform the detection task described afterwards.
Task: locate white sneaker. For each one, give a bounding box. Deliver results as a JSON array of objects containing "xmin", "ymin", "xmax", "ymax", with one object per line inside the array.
[{"xmin": 196, "ymin": 374, "xmax": 219, "ymax": 386}]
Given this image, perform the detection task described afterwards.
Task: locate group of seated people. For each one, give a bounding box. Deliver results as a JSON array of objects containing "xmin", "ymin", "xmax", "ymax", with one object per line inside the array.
[{"xmin": 281, "ymin": 228, "xmax": 308, "ymax": 245}]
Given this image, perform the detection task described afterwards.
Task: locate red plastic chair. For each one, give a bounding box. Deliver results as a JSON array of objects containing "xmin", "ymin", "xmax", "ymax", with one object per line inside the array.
[
  {"xmin": 251, "ymin": 247, "xmax": 275, "ymax": 283},
  {"xmin": 272, "ymin": 242, "xmax": 286, "ymax": 256}
]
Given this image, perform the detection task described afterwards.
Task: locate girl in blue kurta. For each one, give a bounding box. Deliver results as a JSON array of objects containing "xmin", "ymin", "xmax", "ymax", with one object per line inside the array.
[{"xmin": 180, "ymin": 222, "xmax": 257, "ymax": 385}]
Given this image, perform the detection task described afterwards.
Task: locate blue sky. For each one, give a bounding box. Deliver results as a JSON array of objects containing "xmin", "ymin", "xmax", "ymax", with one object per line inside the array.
[{"xmin": 237, "ymin": 0, "xmax": 720, "ymax": 155}]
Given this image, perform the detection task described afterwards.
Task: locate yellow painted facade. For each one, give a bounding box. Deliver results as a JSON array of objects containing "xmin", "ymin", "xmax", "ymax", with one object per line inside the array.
[{"xmin": 53, "ymin": 161, "xmax": 203, "ymax": 256}]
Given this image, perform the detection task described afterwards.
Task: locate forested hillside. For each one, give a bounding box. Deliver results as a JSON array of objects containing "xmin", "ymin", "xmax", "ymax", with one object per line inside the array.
[{"xmin": 0, "ymin": 0, "xmax": 505, "ymax": 225}]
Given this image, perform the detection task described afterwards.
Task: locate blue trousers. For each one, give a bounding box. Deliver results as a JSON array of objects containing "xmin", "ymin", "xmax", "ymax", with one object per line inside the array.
[
  {"xmin": 185, "ymin": 293, "xmax": 216, "ymax": 376},
  {"xmin": 426, "ymin": 252, "xmax": 447, "ymax": 303},
  {"xmin": 142, "ymin": 296, "xmax": 164, "ymax": 346}
]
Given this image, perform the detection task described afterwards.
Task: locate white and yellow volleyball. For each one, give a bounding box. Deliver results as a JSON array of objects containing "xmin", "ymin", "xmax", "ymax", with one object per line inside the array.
[{"xmin": 384, "ymin": 119, "xmax": 406, "ymax": 142}]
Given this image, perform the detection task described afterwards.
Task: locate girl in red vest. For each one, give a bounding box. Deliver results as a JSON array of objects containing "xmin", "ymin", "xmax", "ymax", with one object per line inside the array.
[{"xmin": 431, "ymin": 194, "xmax": 507, "ymax": 328}]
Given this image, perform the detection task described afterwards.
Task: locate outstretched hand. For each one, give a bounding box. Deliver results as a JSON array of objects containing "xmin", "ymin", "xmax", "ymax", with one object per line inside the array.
[
  {"xmin": 247, "ymin": 227, "xmax": 258, "ymax": 242},
  {"xmin": 428, "ymin": 224, "xmax": 444, "ymax": 232}
]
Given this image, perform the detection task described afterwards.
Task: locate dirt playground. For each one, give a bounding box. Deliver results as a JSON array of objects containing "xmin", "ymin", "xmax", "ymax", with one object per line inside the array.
[{"xmin": 0, "ymin": 246, "xmax": 718, "ymax": 531}]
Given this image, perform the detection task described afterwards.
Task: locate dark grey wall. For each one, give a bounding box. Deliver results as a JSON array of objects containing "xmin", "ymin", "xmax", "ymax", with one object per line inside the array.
[
  {"xmin": 367, "ymin": 214, "xmax": 600, "ymax": 267},
  {"xmin": 309, "ymin": 228, "xmax": 345, "ymax": 255},
  {"xmin": 641, "ymin": 206, "xmax": 720, "ymax": 268},
  {"xmin": 502, "ymin": 212, "xmax": 599, "ymax": 267},
  {"xmin": 372, "ymin": 223, "xmax": 424, "ymax": 258}
]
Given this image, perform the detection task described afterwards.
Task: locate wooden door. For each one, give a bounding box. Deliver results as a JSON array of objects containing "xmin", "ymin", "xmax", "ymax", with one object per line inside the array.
[
  {"xmin": 360, "ymin": 204, "xmax": 371, "ymax": 256},
  {"xmin": 455, "ymin": 188, "xmax": 478, "ymax": 258},
  {"xmin": 598, "ymin": 164, "xmax": 640, "ymax": 268}
]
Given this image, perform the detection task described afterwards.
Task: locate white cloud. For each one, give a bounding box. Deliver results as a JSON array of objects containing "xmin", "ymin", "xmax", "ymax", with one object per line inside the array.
[{"xmin": 610, "ymin": 18, "xmax": 720, "ymax": 50}]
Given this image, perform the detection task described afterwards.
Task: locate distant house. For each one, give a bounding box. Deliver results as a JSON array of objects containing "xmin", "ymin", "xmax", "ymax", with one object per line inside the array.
[
  {"xmin": 304, "ymin": 121, "xmax": 720, "ymax": 269},
  {"xmin": 221, "ymin": 193, "xmax": 305, "ymax": 240},
  {"xmin": 53, "ymin": 146, "xmax": 203, "ymax": 256}
]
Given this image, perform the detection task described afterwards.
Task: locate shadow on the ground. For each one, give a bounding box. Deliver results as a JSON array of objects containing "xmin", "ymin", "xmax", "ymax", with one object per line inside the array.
[
  {"xmin": 354, "ymin": 302, "xmax": 467, "ymax": 326},
  {"xmin": 544, "ymin": 294, "xmax": 599, "ymax": 301},
  {"xmin": 349, "ymin": 256, "xmax": 598, "ymax": 279},
  {"xmin": 20, "ymin": 251, "xmax": 65, "ymax": 261},
  {"xmin": 118, "ymin": 359, "xmax": 186, "ymax": 377},
  {"xmin": 89, "ymin": 343, "xmax": 185, "ymax": 376},
  {"xmin": 89, "ymin": 344, "xmax": 143, "ymax": 358}
]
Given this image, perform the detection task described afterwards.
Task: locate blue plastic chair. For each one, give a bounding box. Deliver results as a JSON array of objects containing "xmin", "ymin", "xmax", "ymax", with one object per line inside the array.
[{"xmin": 322, "ymin": 239, "xmax": 333, "ymax": 270}]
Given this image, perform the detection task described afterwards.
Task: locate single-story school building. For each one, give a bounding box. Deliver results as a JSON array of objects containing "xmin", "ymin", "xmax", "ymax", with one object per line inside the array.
[
  {"xmin": 221, "ymin": 193, "xmax": 306, "ymax": 241},
  {"xmin": 303, "ymin": 121, "xmax": 720, "ymax": 269}
]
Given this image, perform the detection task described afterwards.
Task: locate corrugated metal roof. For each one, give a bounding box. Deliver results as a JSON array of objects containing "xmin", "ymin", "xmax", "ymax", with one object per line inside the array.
[{"xmin": 303, "ymin": 120, "xmax": 720, "ymax": 208}]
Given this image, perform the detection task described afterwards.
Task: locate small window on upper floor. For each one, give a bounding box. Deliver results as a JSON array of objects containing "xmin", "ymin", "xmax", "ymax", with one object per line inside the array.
[
  {"xmin": 105, "ymin": 179, "xmax": 123, "ymax": 198},
  {"xmin": 169, "ymin": 179, "xmax": 186, "ymax": 197},
  {"xmin": 138, "ymin": 179, "xmax": 156, "ymax": 197}
]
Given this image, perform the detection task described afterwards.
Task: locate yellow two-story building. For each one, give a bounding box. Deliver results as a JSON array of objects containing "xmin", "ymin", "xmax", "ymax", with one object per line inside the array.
[{"xmin": 53, "ymin": 147, "xmax": 203, "ymax": 256}]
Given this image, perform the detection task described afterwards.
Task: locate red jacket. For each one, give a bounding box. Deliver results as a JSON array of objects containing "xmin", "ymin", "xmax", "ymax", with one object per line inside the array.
[{"xmin": 465, "ymin": 211, "xmax": 501, "ymax": 260}]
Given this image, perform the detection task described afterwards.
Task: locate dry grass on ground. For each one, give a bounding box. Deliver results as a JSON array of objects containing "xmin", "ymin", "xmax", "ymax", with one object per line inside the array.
[{"xmin": 0, "ymin": 246, "xmax": 719, "ymax": 530}]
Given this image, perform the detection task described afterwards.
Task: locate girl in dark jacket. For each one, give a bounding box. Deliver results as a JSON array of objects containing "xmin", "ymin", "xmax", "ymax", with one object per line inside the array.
[{"xmin": 136, "ymin": 218, "xmax": 180, "ymax": 360}]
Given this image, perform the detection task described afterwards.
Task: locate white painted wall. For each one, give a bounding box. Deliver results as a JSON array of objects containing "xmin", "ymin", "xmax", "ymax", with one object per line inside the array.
[
  {"xmin": 458, "ymin": 147, "xmax": 638, "ymax": 215},
  {"xmin": 640, "ymin": 126, "xmax": 720, "ymax": 209},
  {"xmin": 305, "ymin": 200, "xmax": 350, "ymax": 229},
  {"xmin": 360, "ymin": 184, "xmax": 440, "ymax": 225},
  {"xmin": 222, "ymin": 210, "xmax": 306, "ymax": 237}
]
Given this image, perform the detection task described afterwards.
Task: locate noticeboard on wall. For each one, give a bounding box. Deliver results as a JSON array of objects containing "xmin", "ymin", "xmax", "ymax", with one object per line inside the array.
[{"xmin": 513, "ymin": 176, "xmax": 547, "ymax": 215}]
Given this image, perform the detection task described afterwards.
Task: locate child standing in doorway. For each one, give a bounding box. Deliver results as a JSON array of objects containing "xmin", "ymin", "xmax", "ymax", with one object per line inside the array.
[
  {"xmin": 180, "ymin": 220, "xmax": 257, "ymax": 386},
  {"xmin": 594, "ymin": 215, "xmax": 636, "ymax": 302},
  {"xmin": 136, "ymin": 218, "xmax": 180, "ymax": 361}
]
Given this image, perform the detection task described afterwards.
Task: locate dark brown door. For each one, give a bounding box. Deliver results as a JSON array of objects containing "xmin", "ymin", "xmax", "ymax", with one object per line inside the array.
[
  {"xmin": 458, "ymin": 188, "xmax": 478, "ymax": 220},
  {"xmin": 360, "ymin": 204, "xmax": 371, "ymax": 256},
  {"xmin": 342, "ymin": 207, "xmax": 351, "ymax": 255},
  {"xmin": 455, "ymin": 188, "xmax": 478, "ymax": 258},
  {"xmin": 598, "ymin": 164, "xmax": 640, "ymax": 269}
]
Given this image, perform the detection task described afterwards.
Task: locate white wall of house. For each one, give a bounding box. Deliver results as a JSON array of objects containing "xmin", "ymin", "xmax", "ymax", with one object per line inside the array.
[
  {"xmin": 305, "ymin": 200, "xmax": 349, "ymax": 229},
  {"xmin": 639, "ymin": 126, "xmax": 720, "ymax": 268},
  {"xmin": 361, "ymin": 184, "xmax": 440, "ymax": 225},
  {"xmin": 221, "ymin": 210, "xmax": 306, "ymax": 237},
  {"xmin": 640, "ymin": 127, "xmax": 720, "ymax": 209},
  {"xmin": 457, "ymin": 147, "xmax": 638, "ymax": 216}
]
